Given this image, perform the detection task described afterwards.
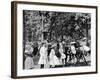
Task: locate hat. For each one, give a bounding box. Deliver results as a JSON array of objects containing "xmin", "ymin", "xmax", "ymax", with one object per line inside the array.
[
  {"xmin": 70, "ymin": 42, "xmax": 76, "ymax": 44},
  {"xmin": 25, "ymin": 44, "xmax": 33, "ymax": 54},
  {"xmin": 82, "ymin": 37, "xmax": 87, "ymax": 41},
  {"xmin": 51, "ymin": 44, "xmax": 56, "ymax": 48}
]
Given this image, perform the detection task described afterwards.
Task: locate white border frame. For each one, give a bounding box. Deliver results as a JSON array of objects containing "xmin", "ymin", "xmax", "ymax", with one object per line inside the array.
[{"xmin": 16, "ymin": 3, "xmax": 97, "ymax": 77}]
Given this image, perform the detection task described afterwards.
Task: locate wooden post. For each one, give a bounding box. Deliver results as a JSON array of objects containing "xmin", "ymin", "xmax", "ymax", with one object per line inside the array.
[{"xmin": 41, "ymin": 12, "xmax": 44, "ymax": 42}]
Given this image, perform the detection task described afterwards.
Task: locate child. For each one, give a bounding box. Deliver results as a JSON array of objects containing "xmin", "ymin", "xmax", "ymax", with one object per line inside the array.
[
  {"xmin": 49, "ymin": 45, "xmax": 61, "ymax": 68},
  {"xmin": 59, "ymin": 42, "xmax": 66, "ymax": 66},
  {"xmin": 38, "ymin": 43, "xmax": 48, "ymax": 68}
]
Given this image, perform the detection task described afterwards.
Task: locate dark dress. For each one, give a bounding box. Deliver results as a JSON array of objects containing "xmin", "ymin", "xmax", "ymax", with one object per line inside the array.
[
  {"xmin": 32, "ymin": 47, "xmax": 38, "ymax": 56},
  {"xmin": 48, "ymin": 45, "xmax": 51, "ymax": 56},
  {"xmin": 55, "ymin": 43, "xmax": 61, "ymax": 59},
  {"xmin": 64, "ymin": 46, "xmax": 69, "ymax": 62}
]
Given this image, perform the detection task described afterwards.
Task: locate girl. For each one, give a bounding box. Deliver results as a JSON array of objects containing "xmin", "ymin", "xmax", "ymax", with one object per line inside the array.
[
  {"xmin": 49, "ymin": 45, "xmax": 61, "ymax": 68},
  {"xmin": 59, "ymin": 42, "xmax": 66, "ymax": 66}
]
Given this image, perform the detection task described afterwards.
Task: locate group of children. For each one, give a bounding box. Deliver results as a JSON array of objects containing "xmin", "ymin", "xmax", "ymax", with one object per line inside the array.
[
  {"xmin": 38, "ymin": 42, "xmax": 66, "ymax": 68},
  {"xmin": 24, "ymin": 39, "xmax": 90, "ymax": 69}
]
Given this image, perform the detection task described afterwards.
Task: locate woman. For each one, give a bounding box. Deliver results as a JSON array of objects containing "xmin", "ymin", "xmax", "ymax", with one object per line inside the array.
[
  {"xmin": 70, "ymin": 43, "xmax": 77, "ymax": 64},
  {"xmin": 64, "ymin": 45, "xmax": 72, "ymax": 64},
  {"xmin": 32, "ymin": 42, "xmax": 38, "ymax": 56},
  {"xmin": 24, "ymin": 44, "xmax": 34, "ymax": 69},
  {"xmin": 80, "ymin": 39, "xmax": 90, "ymax": 56},
  {"xmin": 59, "ymin": 42, "xmax": 66, "ymax": 66},
  {"xmin": 63, "ymin": 44, "xmax": 69, "ymax": 64},
  {"xmin": 38, "ymin": 43, "xmax": 48, "ymax": 68}
]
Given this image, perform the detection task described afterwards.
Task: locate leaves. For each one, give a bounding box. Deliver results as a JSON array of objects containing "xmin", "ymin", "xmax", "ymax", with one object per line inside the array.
[{"xmin": 23, "ymin": 10, "xmax": 91, "ymax": 43}]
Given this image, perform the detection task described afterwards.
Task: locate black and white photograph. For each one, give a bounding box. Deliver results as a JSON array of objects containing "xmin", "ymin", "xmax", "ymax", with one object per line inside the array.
[
  {"xmin": 23, "ymin": 10, "xmax": 91, "ymax": 69},
  {"xmin": 11, "ymin": 1, "xmax": 97, "ymax": 78}
]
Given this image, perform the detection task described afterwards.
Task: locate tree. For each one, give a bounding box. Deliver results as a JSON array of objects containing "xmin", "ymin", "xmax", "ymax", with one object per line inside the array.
[{"xmin": 23, "ymin": 10, "xmax": 91, "ymax": 43}]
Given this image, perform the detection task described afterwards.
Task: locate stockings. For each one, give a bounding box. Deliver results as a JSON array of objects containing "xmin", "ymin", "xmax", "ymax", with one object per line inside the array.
[{"xmin": 40, "ymin": 64, "xmax": 44, "ymax": 68}]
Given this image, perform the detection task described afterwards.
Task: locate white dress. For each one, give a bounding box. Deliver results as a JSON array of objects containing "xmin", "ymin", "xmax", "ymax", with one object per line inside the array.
[
  {"xmin": 38, "ymin": 46, "xmax": 48, "ymax": 64},
  {"xmin": 71, "ymin": 45, "xmax": 76, "ymax": 54},
  {"xmin": 49, "ymin": 49, "xmax": 60, "ymax": 66},
  {"xmin": 59, "ymin": 48, "xmax": 66, "ymax": 59},
  {"xmin": 25, "ymin": 56, "xmax": 34, "ymax": 69},
  {"xmin": 59, "ymin": 43, "xmax": 66, "ymax": 59}
]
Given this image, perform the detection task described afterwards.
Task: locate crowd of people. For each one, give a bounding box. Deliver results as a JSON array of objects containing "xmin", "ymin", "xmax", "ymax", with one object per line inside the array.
[{"xmin": 24, "ymin": 38, "xmax": 91, "ymax": 69}]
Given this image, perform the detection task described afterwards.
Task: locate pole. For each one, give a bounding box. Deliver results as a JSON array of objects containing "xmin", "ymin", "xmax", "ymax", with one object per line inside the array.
[{"xmin": 41, "ymin": 12, "xmax": 44, "ymax": 42}]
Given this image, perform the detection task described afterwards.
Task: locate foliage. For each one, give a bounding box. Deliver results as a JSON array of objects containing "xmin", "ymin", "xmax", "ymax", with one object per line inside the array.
[{"xmin": 23, "ymin": 10, "xmax": 91, "ymax": 43}]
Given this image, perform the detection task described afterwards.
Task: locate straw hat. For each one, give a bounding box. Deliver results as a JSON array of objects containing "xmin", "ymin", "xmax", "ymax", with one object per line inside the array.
[
  {"xmin": 82, "ymin": 37, "xmax": 87, "ymax": 41},
  {"xmin": 25, "ymin": 44, "xmax": 33, "ymax": 54},
  {"xmin": 70, "ymin": 42, "xmax": 76, "ymax": 45}
]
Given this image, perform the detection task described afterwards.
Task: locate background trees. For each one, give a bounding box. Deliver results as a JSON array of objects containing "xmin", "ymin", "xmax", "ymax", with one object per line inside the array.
[{"xmin": 23, "ymin": 10, "xmax": 91, "ymax": 43}]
